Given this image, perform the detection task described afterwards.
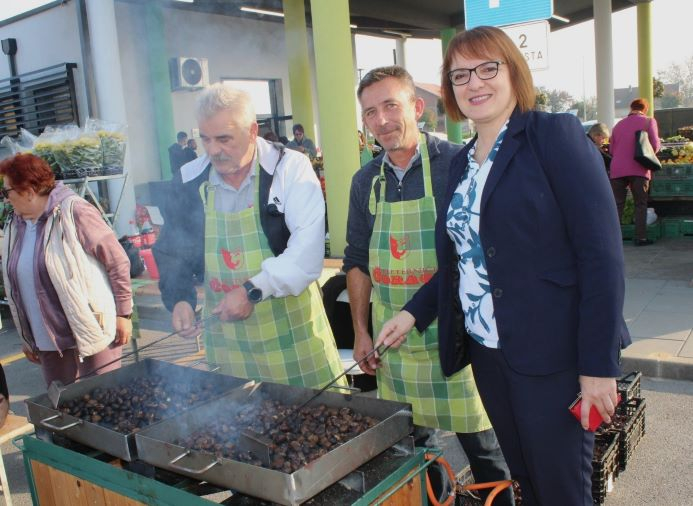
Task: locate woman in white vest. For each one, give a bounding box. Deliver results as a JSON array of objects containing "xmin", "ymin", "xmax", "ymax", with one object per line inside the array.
[{"xmin": 0, "ymin": 153, "xmax": 133, "ymax": 388}]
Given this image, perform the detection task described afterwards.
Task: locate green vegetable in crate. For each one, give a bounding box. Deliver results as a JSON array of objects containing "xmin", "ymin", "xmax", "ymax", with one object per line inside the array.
[
  {"xmin": 97, "ymin": 130, "xmax": 126, "ymax": 169},
  {"xmin": 33, "ymin": 142, "xmax": 61, "ymax": 174},
  {"xmin": 621, "ymin": 194, "xmax": 634, "ymax": 225},
  {"xmin": 63, "ymin": 137, "xmax": 102, "ymax": 175}
]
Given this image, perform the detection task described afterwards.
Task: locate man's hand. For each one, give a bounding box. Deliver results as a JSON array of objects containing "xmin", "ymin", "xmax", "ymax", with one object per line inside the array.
[
  {"xmin": 114, "ymin": 317, "xmax": 133, "ymax": 346},
  {"xmin": 212, "ymin": 287, "xmax": 254, "ymax": 322},
  {"xmin": 172, "ymin": 301, "xmax": 202, "ymax": 339},
  {"xmin": 374, "ymin": 311, "xmax": 416, "ymax": 358},
  {"xmin": 353, "ymin": 331, "xmax": 378, "ymax": 375},
  {"xmin": 22, "ymin": 344, "xmax": 41, "ymax": 364},
  {"xmin": 578, "ymin": 375, "xmax": 618, "ymax": 429}
]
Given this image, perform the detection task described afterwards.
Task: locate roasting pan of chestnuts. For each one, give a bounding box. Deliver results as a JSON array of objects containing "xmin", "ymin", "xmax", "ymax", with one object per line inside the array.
[
  {"xmin": 134, "ymin": 381, "xmax": 413, "ymax": 506},
  {"xmin": 24, "ymin": 359, "xmax": 251, "ymax": 461}
]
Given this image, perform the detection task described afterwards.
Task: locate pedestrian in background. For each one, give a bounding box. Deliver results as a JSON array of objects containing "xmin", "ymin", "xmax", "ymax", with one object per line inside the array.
[{"xmin": 609, "ymin": 98, "xmax": 660, "ymax": 246}]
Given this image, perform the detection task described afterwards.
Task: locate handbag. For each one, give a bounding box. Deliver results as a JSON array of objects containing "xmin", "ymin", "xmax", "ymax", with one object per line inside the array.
[{"xmin": 634, "ymin": 119, "xmax": 661, "ymax": 171}]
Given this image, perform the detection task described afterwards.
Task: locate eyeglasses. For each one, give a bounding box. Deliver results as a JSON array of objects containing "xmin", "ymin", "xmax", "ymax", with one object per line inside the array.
[
  {"xmin": 448, "ymin": 61, "xmax": 504, "ymax": 86},
  {"xmin": 0, "ymin": 187, "xmax": 14, "ymax": 199}
]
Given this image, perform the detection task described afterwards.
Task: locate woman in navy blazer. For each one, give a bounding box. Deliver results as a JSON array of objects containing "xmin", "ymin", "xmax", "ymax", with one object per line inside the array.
[{"xmin": 375, "ymin": 27, "xmax": 630, "ymax": 505}]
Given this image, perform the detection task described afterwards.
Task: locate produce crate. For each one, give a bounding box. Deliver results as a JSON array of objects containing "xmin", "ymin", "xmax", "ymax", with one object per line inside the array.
[
  {"xmin": 681, "ymin": 219, "xmax": 693, "ymax": 236},
  {"xmin": 606, "ymin": 397, "xmax": 646, "ymax": 472},
  {"xmin": 621, "ymin": 224, "xmax": 634, "ymax": 241},
  {"xmin": 617, "ymin": 371, "xmax": 641, "ymax": 401},
  {"xmin": 620, "ymin": 223, "xmax": 661, "ymax": 241},
  {"xmin": 657, "ymin": 164, "xmax": 693, "ymax": 178},
  {"xmin": 661, "ymin": 217, "xmax": 683, "ymax": 238},
  {"xmin": 650, "ymin": 179, "xmax": 693, "ymax": 197},
  {"xmin": 592, "ymin": 431, "xmax": 620, "ymax": 505}
]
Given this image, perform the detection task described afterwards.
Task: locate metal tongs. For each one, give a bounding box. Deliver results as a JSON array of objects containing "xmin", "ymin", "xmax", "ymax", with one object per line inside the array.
[
  {"xmin": 47, "ymin": 314, "xmax": 217, "ymax": 409},
  {"xmin": 239, "ymin": 341, "xmax": 392, "ymax": 466}
]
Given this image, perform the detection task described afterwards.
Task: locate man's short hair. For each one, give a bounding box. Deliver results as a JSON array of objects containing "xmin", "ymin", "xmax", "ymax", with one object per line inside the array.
[
  {"xmin": 177, "ymin": 131, "xmax": 188, "ymax": 142},
  {"xmin": 195, "ymin": 83, "xmax": 256, "ymax": 128},
  {"xmin": 588, "ymin": 123, "xmax": 610, "ymax": 139},
  {"xmin": 293, "ymin": 124, "xmax": 304, "ymax": 134},
  {"xmin": 357, "ymin": 65, "xmax": 416, "ymax": 101}
]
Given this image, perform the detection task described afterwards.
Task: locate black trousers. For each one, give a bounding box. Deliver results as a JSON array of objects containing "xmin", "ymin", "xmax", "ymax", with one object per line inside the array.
[
  {"xmin": 610, "ymin": 176, "xmax": 650, "ymax": 241},
  {"xmin": 469, "ymin": 339, "xmax": 594, "ymax": 506}
]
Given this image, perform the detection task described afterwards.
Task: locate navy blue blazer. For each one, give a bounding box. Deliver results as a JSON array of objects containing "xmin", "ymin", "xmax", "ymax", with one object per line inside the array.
[{"xmin": 404, "ymin": 108, "xmax": 630, "ymax": 378}]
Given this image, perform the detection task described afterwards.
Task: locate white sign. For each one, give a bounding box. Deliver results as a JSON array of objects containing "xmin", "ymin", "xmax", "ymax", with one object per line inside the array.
[{"xmin": 501, "ymin": 20, "xmax": 549, "ymax": 71}]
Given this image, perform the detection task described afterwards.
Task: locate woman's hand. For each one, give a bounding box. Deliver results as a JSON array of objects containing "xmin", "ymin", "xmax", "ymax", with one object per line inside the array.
[
  {"xmin": 22, "ymin": 344, "xmax": 41, "ymax": 364},
  {"xmin": 578, "ymin": 375, "xmax": 618, "ymax": 429},
  {"xmin": 373, "ymin": 311, "xmax": 416, "ymax": 358},
  {"xmin": 115, "ymin": 316, "xmax": 133, "ymax": 346}
]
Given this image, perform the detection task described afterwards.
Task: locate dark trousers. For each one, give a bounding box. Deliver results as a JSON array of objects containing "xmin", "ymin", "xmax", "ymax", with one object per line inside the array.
[
  {"xmin": 610, "ymin": 176, "xmax": 650, "ymax": 240},
  {"xmin": 469, "ymin": 339, "xmax": 594, "ymax": 506},
  {"xmin": 457, "ymin": 428, "xmax": 514, "ymax": 506}
]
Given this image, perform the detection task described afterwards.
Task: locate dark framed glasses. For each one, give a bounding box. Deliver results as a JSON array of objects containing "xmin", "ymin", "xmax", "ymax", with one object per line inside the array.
[
  {"xmin": 448, "ymin": 61, "xmax": 505, "ymax": 86},
  {"xmin": 0, "ymin": 187, "xmax": 14, "ymax": 199}
]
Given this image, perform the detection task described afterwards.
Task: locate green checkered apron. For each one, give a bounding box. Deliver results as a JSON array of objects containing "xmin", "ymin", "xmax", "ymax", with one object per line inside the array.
[
  {"xmin": 200, "ymin": 162, "xmax": 346, "ymax": 389},
  {"xmin": 368, "ymin": 135, "xmax": 491, "ymax": 432}
]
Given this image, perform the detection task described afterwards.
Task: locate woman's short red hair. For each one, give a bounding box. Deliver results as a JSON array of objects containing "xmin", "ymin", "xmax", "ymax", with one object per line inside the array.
[
  {"xmin": 0, "ymin": 153, "xmax": 55, "ymax": 195},
  {"xmin": 630, "ymin": 98, "xmax": 649, "ymax": 113},
  {"xmin": 441, "ymin": 26, "xmax": 535, "ymax": 122}
]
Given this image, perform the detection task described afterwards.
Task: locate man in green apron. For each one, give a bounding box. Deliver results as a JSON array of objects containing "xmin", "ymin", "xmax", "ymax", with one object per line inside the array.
[
  {"xmin": 344, "ymin": 66, "xmax": 512, "ymax": 503},
  {"xmin": 154, "ymin": 84, "xmax": 345, "ymax": 389}
]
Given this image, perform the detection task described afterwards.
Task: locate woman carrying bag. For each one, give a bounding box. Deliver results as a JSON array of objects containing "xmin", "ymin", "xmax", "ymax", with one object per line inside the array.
[
  {"xmin": 609, "ymin": 98, "xmax": 661, "ymax": 246},
  {"xmin": 1, "ymin": 153, "xmax": 133, "ymax": 388}
]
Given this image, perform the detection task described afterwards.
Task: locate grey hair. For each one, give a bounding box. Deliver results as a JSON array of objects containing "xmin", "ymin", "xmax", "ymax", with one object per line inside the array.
[
  {"xmin": 588, "ymin": 122, "xmax": 610, "ymax": 138},
  {"xmin": 196, "ymin": 83, "xmax": 256, "ymax": 127}
]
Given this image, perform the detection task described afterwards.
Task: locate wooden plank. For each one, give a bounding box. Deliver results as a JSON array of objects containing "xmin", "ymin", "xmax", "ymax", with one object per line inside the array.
[
  {"xmin": 30, "ymin": 461, "xmax": 57, "ymax": 506},
  {"xmin": 48, "ymin": 464, "xmax": 82, "ymax": 505},
  {"xmin": 102, "ymin": 487, "xmax": 146, "ymax": 506},
  {"xmin": 75, "ymin": 478, "xmax": 108, "ymax": 506},
  {"xmin": 376, "ymin": 474, "xmax": 423, "ymax": 506}
]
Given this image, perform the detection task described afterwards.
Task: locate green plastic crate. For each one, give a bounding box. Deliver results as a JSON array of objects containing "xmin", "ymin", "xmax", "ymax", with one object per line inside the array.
[
  {"xmin": 658, "ymin": 164, "xmax": 693, "ymax": 178},
  {"xmin": 662, "ymin": 218, "xmax": 682, "ymax": 238},
  {"xmin": 650, "ymin": 179, "xmax": 693, "ymax": 197},
  {"xmin": 682, "ymin": 220, "xmax": 693, "ymax": 236},
  {"xmin": 621, "ymin": 222, "xmax": 660, "ymax": 242}
]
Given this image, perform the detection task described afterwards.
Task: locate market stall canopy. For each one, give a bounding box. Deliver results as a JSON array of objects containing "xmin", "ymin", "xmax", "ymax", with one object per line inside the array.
[{"xmin": 157, "ymin": 0, "xmax": 637, "ymax": 37}]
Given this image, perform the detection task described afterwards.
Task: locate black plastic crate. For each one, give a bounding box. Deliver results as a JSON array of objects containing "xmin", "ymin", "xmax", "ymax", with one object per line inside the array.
[
  {"xmin": 617, "ymin": 371, "xmax": 642, "ymax": 401},
  {"xmin": 606, "ymin": 397, "xmax": 646, "ymax": 471},
  {"xmin": 592, "ymin": 431, "xmax": 620, "ymax": 505}
]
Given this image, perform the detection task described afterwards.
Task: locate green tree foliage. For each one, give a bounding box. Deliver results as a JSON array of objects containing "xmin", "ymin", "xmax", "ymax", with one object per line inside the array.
[
  {"xmin": 537, "ymin": 86, "xmax": 574, "ymax": 113},
  {"xmin": 658, "ymin": 55, "xmax": 693, "ymax": 106},
  {"xmin": 653, "ymin": 77, "xmax": 665, "ymax": 99},
  {"xmin": 420, "ymin": 108, "xmax": 437, "ymax": 131}
]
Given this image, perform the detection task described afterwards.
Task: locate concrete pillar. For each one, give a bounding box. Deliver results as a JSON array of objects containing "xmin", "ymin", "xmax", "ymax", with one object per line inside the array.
[
  {"xmin": 283, "ymin": 0, "xmax": 317, "ymax": 142},
  {"xmin": 310, "ymin": 0, "xmax": 361, "ymax": 258},
  {"xmin": 441, "ymin": 28, "xmax": 463, "ymax": 144},
  {"xmin": 395, "ymin": 37, "xmax": 407, "ymax": 68},
  {"xmin": 143, "ymin": 3, "xmax": 176, "ymax": 180},
  {"xmin": 593, "ymin": 0, "xmax": 615, "ymax": 128},
  {"xmin": 636, "ymin": 1, "xmax": 654, "ymax": 116},
  {"xmin": 85, "ymin": 0, "xmax": 136, "ymax": 236}
]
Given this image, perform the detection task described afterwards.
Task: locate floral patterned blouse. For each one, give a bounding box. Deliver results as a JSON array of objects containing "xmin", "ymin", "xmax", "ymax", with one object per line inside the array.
[{"xmin": 446, "ymin": 122, "xmax": 508, "ymax": 348}]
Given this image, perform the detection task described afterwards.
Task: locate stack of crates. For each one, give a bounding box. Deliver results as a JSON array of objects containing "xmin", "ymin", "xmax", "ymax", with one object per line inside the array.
[
  {"xmin": 620, "ymin": 222, "xmax": 662, "ymax": 242},
  {"xmin": 591, "ymin": 371, "xmax": 646, "ymax": 505},
  {"xmin": 660, "ymin": 216, "xmax": 693, "ymax": 238}
]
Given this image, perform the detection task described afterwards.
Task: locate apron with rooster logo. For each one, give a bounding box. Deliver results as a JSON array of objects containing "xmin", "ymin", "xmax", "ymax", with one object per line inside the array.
[
  {"xmin": 200, "ymin": 159, "xmax": 345, "ymax": 388},
  {"xmin": 368, "ymin": 135, "xmax": 489, "ymax": 432}
]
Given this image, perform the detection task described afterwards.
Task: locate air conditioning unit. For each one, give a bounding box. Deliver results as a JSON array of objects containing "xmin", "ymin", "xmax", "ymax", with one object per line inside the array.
[{"xmin": 169, "ymin": 56, "xmax": 209, "ymax": 91}]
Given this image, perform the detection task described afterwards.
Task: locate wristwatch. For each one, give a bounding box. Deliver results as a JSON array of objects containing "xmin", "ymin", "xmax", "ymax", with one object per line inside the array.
[
  {"xmin": 243, "ymin": 281, "xmax": 263, "ymax": 304},
  {"xmin": 117, "ymin": 314, "xmax": 132, "ymax": 320}
]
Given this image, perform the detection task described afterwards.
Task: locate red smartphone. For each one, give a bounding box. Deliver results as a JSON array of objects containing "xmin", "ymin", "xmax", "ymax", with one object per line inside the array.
[{"xmin": 568, "ymin": 393, "xmax": 622, "ymax": 431}]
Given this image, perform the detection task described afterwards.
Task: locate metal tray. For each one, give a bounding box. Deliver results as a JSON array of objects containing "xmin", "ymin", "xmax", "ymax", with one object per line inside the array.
[
  {"xmin": 25, "ymin": 359, "xmax": 251, "ymax": 461},
  {"xmin": 135, "ymin": 381, "xmax": 413, "ymax": 506}
]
